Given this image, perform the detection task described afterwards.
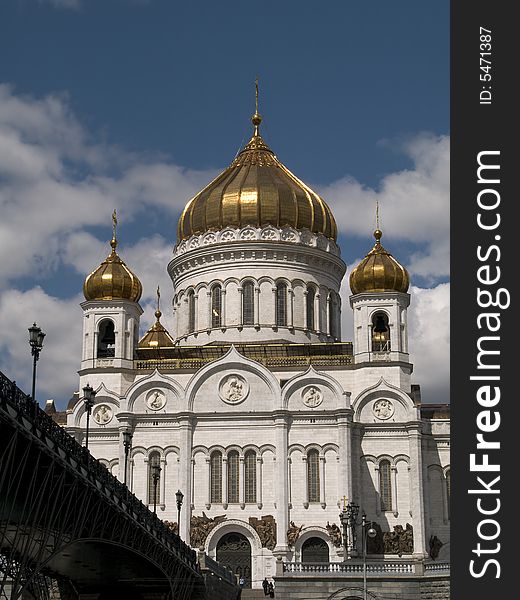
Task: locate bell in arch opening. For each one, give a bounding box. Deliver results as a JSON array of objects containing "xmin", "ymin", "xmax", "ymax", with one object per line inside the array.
[{"xmin": 372, "ymin": 312, "xmax": 390, "ymax": 352}]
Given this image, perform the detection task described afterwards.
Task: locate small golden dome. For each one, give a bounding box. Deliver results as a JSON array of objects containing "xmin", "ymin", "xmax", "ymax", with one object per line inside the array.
[
  {"xmin": 177, "ymin": 113, "xmax": 337, "ymax": 241},
  {"xmin": 350, "ymin": 229, "xmax": 409, "ymax": 295},
  {"xmin": 137, "ymin": 309, "xmax": 176, "ymax": 350},
  {"xmin": 83, "ymin": 236, "xmax": 142, "ymax": 303}
]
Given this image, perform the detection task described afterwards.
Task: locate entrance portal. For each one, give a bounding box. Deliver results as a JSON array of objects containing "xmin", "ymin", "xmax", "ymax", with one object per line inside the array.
[
  {"xmin": 301, "ymin": 537, "xmax": 330, "ymax": 563},
  {"xmin": 216, "ymin": 532, "xmax": 252, "ymax": 588}
]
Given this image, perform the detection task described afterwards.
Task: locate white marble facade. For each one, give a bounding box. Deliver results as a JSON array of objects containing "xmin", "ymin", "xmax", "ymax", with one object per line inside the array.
[{"xmin": 65, "ymin": 122, "xmax": 450, "ymax": 590}]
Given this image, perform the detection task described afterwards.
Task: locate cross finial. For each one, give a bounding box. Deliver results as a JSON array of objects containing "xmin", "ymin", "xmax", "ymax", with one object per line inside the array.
[
  {"xmin": 341, "ymin": 495, "xmax": 349, "ymax": 511},
  {"xmin": 255, "ymin": 76, "xmax": 259, "ymax": 114},
  {"xmin": 110, "ymin": 209, "xmax": 118, "ymax": 251},
  {"xmin": 251, "ymin": 76, "xmax": 262, "ymax": 135},
  {"xmin": 155, "ymin": 285, "xmax": 162, "ymax": 321},
  {"xmin": 376, "ymin": 200, "xmax": 379, "ymax": 230}
]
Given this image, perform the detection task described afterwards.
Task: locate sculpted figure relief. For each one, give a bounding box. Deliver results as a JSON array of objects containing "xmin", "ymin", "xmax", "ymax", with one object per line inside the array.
[
  {"xmin": 219, "ymin": 374, "xmax": 248, "ymax": 404},
  {"xmin": 147, "ymin": 389, "xmax": 166, "ymax": 411},
  {"xmin": 383, "ymin": 523, "xmax": 414, "ymax": 556},
  {"xmin": 93, "ymin": 404, "xmax": 112, "ymax": 424},
  {"xmin": 287, "ymin": 521, "xmax": 303, "ymax": 547},
  {"xmin": 326, "ymin": 521, "xmax": 342, "ymax": 547},
  {"xmin": 190, "ymin": 512, "xmax": 226, "ymax": 549},
  {"xmin": 163, "ymin": 520, "xmax": 178, "ymax": 535},
  {"xmin": 429, "ymin": 535, "xmax": 443, "ymax": 560},
  {"xmin": 249, "ymin": 515, "xmax": 277, "ymax": 550},
  {"xmin": 373, "ymin": 398, "xmax": 394, "ymax": 420},
  {"xmin": 302, "ymin": 386, "xmax": 323, "ymax": 408}
]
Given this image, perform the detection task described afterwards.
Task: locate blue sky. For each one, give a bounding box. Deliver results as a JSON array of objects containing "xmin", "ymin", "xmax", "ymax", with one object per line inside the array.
[{"xmin": 0, "ymin": 0, "xmax": 450, "ymax": 407}]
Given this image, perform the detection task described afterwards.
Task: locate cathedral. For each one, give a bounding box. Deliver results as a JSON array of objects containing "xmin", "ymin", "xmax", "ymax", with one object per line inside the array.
[{"xmin": 61, "ymin": 100, "xmax": 450, "ymax": 590}]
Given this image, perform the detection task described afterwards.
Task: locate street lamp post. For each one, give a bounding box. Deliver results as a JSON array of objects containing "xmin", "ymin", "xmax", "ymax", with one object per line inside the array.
[
  {"xmin": 123, "ymin": 429, "xmax": 133, "ymax": 486},
  {"xmin": 339, "ymin": 498, "xmax": 360, "ymax": 559},
  {"xmin": 362, "ymin": 513, "xmax": 377, "ymax": 600},
  {"xmin": 175, "ymin": 489, "xmax": 184, "ymax": 537},
  {"xmin": 83, "ymin": 384, "xmax": 96, "ymax": 450},
  {"xmin": 28, "ymin": 323, "xmax": 46, "ymax": 412},
  {"xmin": 152, "ymin": 463, "xmax": 161, "ymax": 514}
]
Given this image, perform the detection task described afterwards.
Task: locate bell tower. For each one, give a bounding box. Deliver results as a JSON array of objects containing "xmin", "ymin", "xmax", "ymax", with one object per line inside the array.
[
  {"xmin": 79, "ymin": 211, "xmax": 143, "ymax": 394},
  {"xmin": 349, "ymin": 227, "xmax": 410, "ymax": 364}
]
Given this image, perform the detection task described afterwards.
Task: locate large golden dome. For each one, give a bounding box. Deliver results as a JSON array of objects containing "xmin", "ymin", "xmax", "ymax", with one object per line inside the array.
[
  {"xmin": 83, "ymin": 228, "xmax": 142, "ymax": 303},
  {"xmin": 350, "ymin": 229, "xmax": 409, "ymax": 295},
  {"xmin": 177, "ymin": 112, "xmax": 337, "ymax": 241}
]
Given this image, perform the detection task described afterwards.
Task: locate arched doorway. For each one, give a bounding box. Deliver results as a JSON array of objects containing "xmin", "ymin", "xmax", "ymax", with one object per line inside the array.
[
  {"xmin": 301, "ymin": 537, "xmax": 330, "ymax": 563},
  {"xmin": 216, "ymin": 532, "xmax": 252, "ymax": 588}
]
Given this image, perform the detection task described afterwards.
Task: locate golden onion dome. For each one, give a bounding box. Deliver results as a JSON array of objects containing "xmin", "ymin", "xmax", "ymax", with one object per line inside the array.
[
  {"xmin": 177, "ymin": 110, "xmax": 337, "ymax": 241},
  {"xmin": 138, "ymin": 309, "xmax": 175, "ymax": 350},
  {"xmin": 138, "ymin": 288, "xmax": 175, "ymax": 350},
  {"xmin": 350, "ymin": 229, "xmax": 409, "ymax": 295},
  {"xmin": 83, "ymin": 214, "xmax": 142, "ymax": 302}
]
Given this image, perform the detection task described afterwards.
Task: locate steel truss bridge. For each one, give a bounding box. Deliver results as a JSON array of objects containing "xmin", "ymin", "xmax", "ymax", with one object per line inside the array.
[{"xmin": 0, "ymin": 372, "xmax": 228, "ymax": 600}]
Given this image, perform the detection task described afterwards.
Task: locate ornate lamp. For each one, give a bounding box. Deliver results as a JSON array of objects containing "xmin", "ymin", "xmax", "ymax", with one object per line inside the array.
[
  {"xmin": 83, "ymin": 384, "xmax": 96, "ymax": 450},
  {"xmin": 176, "ymin": 489, "xmax": 184, "ymax": 537},
  {"xmin": 122, "ymin": 429, "xmax": 133, "ymax": 486},
  {"xmin": 152, "ymin": 463, "xmax": 162, "ymax": 514},
  {"xmin": 28, "ymin": 323, "xmax": 46, "ymax": 408}
]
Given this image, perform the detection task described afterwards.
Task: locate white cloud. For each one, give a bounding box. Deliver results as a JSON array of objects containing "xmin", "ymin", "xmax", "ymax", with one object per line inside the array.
[
  {"xmin": 321, "ymin": 132, "xmax": 450, "ymax": 280},
  {"xmin": 0, "ymin": 287, "xmax": 82, "ymax": 405},
  {"xmin": 408, "ymin": 283, "xmax": 450, "ymax": 402},
  {"xmin": 0, "ymin": 84, "xmax": 216, "ymax": 287}
]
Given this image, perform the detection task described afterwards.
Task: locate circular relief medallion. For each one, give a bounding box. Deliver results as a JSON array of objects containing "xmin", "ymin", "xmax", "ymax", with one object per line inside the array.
[
  {"xmin": 146, "ymin": 389, "xmax": 166, "ymax": 411},
  {"xmin": 219, "ymin": 374, "xmax": 249, "ymax": 404},
  {"xmin": 302, "ymin": 386, "xmax": 323, "ymax": 408},
  {"xmin": 373, "ymin": 399, "xmax": 394, "ymax": 420},
  {"xmin": 93, "ymin": 404, "xmax": 113, "ymax": 425}
]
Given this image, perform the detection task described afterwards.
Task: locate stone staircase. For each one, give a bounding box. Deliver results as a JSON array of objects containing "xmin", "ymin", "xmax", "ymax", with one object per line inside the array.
[{"xmin": 240, "ymin": 589, "xmax": 267, "ymax": 599}]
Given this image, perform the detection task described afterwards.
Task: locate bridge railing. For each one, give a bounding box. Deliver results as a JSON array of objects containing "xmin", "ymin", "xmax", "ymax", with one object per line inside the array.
[{"xmin": 0, "ymin": 370, "xmax": 199, "ymax": 573}]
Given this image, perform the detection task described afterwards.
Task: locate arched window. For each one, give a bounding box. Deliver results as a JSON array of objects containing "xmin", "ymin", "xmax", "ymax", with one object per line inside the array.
[
  {"xmin": 211, "ymin": 285, "xmax": 222, "ymax": 328},
  {"xmin": 227, "ymin": 450, "xmax": 240, "ymax": 503},
  {"xmin": 372, "ymin": 312, "xmax": 391, "ymax": 351},
  {"xmin": 97, "ymin": 319, "xmax": 115, "ymax": 358},
  {"xmin": 275, "ymin": 282, "xmax": 287, "ymax": 327},
  {"xmin": 307, "ymin": 449, "xmax": 320, "ymax": 503},
  {"xmin": 210, "ymin": 451, "xmax": 222, "ymax": 503},
  {"xmin": 148, "ymin": 451, "xmax": 161, "ymax": 505},
  {"xmin": 242, "ymin": 282, "xmax": 255, "ymax": 326},
  {"xmin": 329, "ymin": 293, "xmax": 340, "ymax": 340},
  {"xmin": 306, "ymin": 287, "xmax": 315, "ymax": 330},
  {"xmin": 379, "ymin": 459, "xmax": 392, "ymax": 511},
  {"xmin": 445, "ymin": 468, "xmax": 451, "ymax": 519},
  {"xmin": 188, "ymin": 290, "xmax": 195, "ymax": 333},
  {"xmin": 244, "ymin": 450, "xmax": 256, "ymax": 503}
]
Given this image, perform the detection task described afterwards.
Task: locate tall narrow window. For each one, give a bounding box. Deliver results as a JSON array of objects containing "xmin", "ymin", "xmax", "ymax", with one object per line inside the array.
[
  {"xmin": 445, "ymin": 468, "xmax": 451, "ymax": 519},
  {"xmin": 242, "ymin": 282, "xmax": 254, "ymax": 326},
  {"xmin": 379, "ymin": 459, "xmax": 392, "ymax": 511},
  {"xmin": 307, "ymin": 449, "xmax": 320, "ymax": 503},
  {"xmin": 148, "ymin": 451, "xmax": 161, "ymax": 505},
  {"xmin": 211, "ymin": 285, "xmax": 222, "ymax": 328},
  {"xmin": 244, "ymin": 450, "xmax": 257, "ymax": 503},
  {"xmin": 329, "ymin": 293, "xmax": 340, "ymax": 340},
  {"xmin": 188, "ymin": 290, "xmax": 195, "ymax": 333},
  {"xmin": 210, "ymin": 451, "xmax": 222, "ymax": 503},
  {"xmin": 306, "ymin": 287, "xmax": 315, "ymax": 330},
  {"xmin": 97, "ymin": 319, "xmax": 115, "ymax": 358},
  {"xmin": 372, "ymin": 312, "xmax": 391, "ymax": 351},
  {"xmin": 227, "ymin": 451, "xmax": 239, "ymax": 503},
  {"xmin": 275, "ymin": 282, "xmax": 287, "ymax": 327}
]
